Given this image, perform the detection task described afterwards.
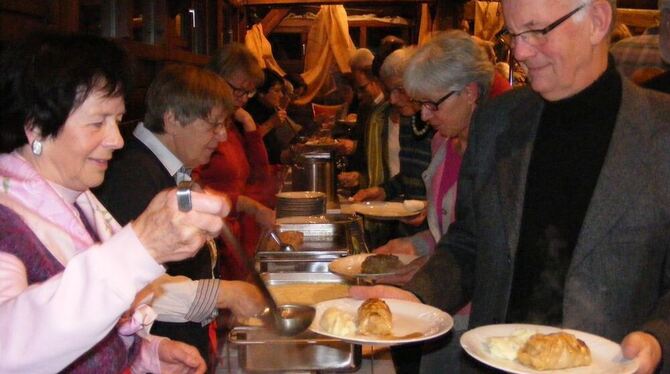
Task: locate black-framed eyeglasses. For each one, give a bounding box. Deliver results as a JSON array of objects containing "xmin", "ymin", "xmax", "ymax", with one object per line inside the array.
[
  {"xmin": 417, "ymin": 90, "xmax": 457, "ymax": 112},
  {"xmin": 226, "ymin": 79, "xmax": 256, "ymax": 98},
  {"xmin": 500, "ymin": 3, "xmax": 587, "ymax": 47}
]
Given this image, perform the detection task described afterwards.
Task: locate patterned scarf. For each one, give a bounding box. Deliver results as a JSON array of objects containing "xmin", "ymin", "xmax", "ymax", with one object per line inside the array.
[
  {"xmin": 0, "ymin": 151, "xmax": 155, "ymax": 372},
  {"xmin": 0, "ymin": 152, "xmax": 119, "ymax": 260}
]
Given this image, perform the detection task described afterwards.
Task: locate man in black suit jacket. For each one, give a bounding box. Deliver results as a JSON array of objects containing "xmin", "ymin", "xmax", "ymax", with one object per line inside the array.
[
  {"xmin": 353, "ymin": 1, "xmax": 670, "ymax": 373},
  {"xmin": 95, "ymin": 65, "xmax": 264, "ymax": 364}
]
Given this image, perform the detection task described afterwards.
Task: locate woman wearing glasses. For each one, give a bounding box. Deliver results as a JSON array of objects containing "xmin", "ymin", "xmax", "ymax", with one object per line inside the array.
[
  {"xmin": 375, "ymin": 30, "xmax": 510, "ymax": 259},
  {"xmin": 196, "ymin": 44, "xmax": 276, "ymax": 281}
]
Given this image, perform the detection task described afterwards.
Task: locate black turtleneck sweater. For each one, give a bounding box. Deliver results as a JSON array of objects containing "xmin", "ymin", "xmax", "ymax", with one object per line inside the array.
[{"xmin": 507, "ymin": 61, "xmax": 622, "ymax": 325}]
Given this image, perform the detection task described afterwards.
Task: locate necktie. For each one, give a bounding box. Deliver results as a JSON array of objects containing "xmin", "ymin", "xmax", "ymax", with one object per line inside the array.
[{"xmin": 74, "ymin": 203, "xmax": 101, "ymax": 243}]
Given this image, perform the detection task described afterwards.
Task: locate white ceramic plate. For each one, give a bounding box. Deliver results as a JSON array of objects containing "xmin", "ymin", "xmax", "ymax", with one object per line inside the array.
[
  {"xmin": 460, "ymin": 323, "xmax": 639, "ymax": 374},
  {"xmin": 328, "ymin": 253, "xmax": 419, "ymax": 280},
  {"xmin": 352, "ymin": 201, "xmax": 424, "ymax": 220},
  {"xmin": 310, "ymin": 298, "xmax": 453, "ymax": 346}
]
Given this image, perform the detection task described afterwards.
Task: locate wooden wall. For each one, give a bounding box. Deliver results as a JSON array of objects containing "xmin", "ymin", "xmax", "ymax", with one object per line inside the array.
[
  {"xmin": 2, "ymin": 0, "xmax": 663, "ymax": 119},
  {"xmin": 0, "ymin": 0, "xmax": 233, "ymax": 122}
]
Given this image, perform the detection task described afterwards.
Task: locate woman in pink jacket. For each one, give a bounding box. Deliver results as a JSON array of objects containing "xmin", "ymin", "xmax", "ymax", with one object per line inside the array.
[{"xmin": 0, "ymin": 33, "xmax": 230, "ymax": 373}]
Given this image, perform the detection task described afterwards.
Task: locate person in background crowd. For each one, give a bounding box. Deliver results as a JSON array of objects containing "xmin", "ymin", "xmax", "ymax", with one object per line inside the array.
[
  {"xmin": 285, "ymin": 73, "xmax": 307, "ymax": 100},
  {"xmin": 281, "ymin": 73, "xmax": 313, "ymax": 138},
  {"xmin": 0, "ymin": 32, "xmax": 228, "ymax": 374},
  {"xmin": 611, "ymin": 0, "xmax": 669, "ymax": 79},
  {"xmin": 351, "ymin": 46, "xmax": 434, "ymax": 238},
  {"xmin": 244, "ymin": 68, "xmax": 295, "ymax": 164},
  {"xmin": 371, "ymin": 35, "xmax": 406, "ymax": 77},
  {"xmin": 642, "ymin": 0, "xmax": 670, "ymax": 92},
  {"xmin": 94, "ymin": 64, "xmax": 265, "ymax": 367},
  {"xmin": 338, "ymin": 48, "xmax": 387, "ymax": 190},
  {"xmin": 196, "ymin": 43, "xmax": 276, "ymax": 281},
  {"xmin": 352, "ymin": 0, "xmax": 670, "ymax": 373}
]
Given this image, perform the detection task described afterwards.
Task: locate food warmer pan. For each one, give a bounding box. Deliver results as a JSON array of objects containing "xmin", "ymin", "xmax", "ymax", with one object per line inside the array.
[
  {"xmin": 226, "ymin": 272, "xmax": 360, "ymax": 372},
  {"xmin": 255, "ymin": 220, "xmax": 353, "ymax": 273}
]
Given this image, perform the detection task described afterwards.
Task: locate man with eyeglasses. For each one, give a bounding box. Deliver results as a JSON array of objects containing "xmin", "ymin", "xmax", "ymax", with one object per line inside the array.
[
  {"xmin": 338, "ymin": 48, "xmax": 388, "ymax": 192},
  {"xmin": 351, "ymin": 0, "xmax": 670, "ymax": 372},
  {"xmin": 94, "ymin": 65, "xmax": 265, "ymax": 369}
]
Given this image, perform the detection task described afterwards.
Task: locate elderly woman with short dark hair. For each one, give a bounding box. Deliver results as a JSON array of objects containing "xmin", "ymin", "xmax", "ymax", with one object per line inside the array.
[
  {"xmin": 0, "ymin": 33, "xmax": 229, "ymax": 373},
  {"xmin": 375, "ymin": 30, "xmax": 510, "ymax": 257}
]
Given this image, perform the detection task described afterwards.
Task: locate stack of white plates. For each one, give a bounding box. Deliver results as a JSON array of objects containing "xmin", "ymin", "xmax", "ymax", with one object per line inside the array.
[{"xmin": 276, "ymin": 191, "xmax": 327, "ymax": 218}]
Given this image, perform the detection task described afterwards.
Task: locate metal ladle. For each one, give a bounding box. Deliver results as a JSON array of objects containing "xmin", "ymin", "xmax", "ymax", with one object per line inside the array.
[
  {"xmin": 268, "ymin": 230, "xmax": 296, "ymax": 252},
  {"xmin": 219, "ymin": 222, "xmax": 314, "ymax": 336}
]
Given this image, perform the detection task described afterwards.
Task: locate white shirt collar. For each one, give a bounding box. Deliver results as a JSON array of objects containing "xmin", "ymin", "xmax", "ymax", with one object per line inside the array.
[{"xmin": 133, "ymin": 122, "xmax": 184, "ymax": 177}]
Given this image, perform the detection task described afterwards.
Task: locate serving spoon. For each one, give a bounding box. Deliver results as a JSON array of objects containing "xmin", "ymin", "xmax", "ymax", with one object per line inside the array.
[
  {"xmin": 219, "ymin": 222, "xmax": 314, "ymax": 336},
  {"xmin": 268, "ymin": 230, "xmax": 296, "ymax": 252}
]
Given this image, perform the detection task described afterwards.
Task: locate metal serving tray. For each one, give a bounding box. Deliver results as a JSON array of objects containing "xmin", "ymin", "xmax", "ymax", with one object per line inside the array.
[
  {"xmin": 227, "ymin": 326, "xmax": 361, "ymax": 372},
  {"xmin": 261, "ymin": 271, "xmax": 347, "ymax": 285},
  {"xmin": 255, "ymin": 221, "xmax": 352, "ymax": 273}
]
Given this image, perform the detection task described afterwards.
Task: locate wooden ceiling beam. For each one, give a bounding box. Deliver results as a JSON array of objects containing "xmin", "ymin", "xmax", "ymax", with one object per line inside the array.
[
  {"xmin": 261, "ymin": 8, "xmax": 291, "ymax": 35},
  {"xmin": 617, "ymin": 8, "xmax": 660, "ymax": 29}
]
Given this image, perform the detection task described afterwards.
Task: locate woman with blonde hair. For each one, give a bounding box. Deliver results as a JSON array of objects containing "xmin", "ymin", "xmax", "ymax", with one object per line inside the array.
[{"xmin": 196, "ymin": 43, "xmax": 276, "ymax": 281}]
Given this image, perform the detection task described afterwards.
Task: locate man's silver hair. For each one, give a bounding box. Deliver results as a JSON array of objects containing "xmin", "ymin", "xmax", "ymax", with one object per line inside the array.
[
  {"xmin": 404, "ymin": 30, "xmax": 494, "ymax": 100},
  {"xmin": 503, "ymin": 0, "xmax": 618, "ymax": 34},
  {"xmin": 575, "ymin": 0, "xmax": 618, "ymax": 33},
  {"xmin": 349, "ymin": 48, "xmax": 374, "ymax": 71}
]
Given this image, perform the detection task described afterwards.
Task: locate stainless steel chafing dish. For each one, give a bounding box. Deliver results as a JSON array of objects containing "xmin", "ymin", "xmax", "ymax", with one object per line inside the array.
[
  {"xmin": 262, "ymin": 271, "xmax": 347, "ymax": 285},
  {"xmin": 225, "ymin": 272, "xmax": 360, "ymax": 372},
  {"xmin": 255, "ymin": 217, "xmax": 354, "ymax": 273},
  {"xmin": 227, "ymin": 326, "xmax": 361, "ymax": 373},
  {"xmin": 326, "ymin": 213, "xmax": 368, "ymax": 254}
]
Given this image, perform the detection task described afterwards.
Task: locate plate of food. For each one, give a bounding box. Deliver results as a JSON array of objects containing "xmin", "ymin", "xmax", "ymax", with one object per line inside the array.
[
  {"xmin": 460, "ymin": 323, "xmax": 638, "ymax": 374},
  {"xmin": 351, "ymin": 200, "xmax": 426, "ymax": 220},
  {"xmin": 305, "ymin": 137, "xmax": 338, "ymax": 146},
  {"xmin": 336, "ymin": 117, "xmax": 358, "ymax": 127},
  {"xmin": 328, "ymin": 253, "xmax": 423, "ymax": 280},
  {"xmin": 337, "ymin": 113, "xmax": 358, "ymax": 125},
  {"xmin": 310, "ymin": 297, "xmax": 453, "ymax": 346}
]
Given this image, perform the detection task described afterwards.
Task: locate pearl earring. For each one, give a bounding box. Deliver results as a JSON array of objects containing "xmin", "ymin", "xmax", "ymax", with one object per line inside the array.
[{"xmin": 31, "ymin": 139, "xmax": 43, "ymax": 156}]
